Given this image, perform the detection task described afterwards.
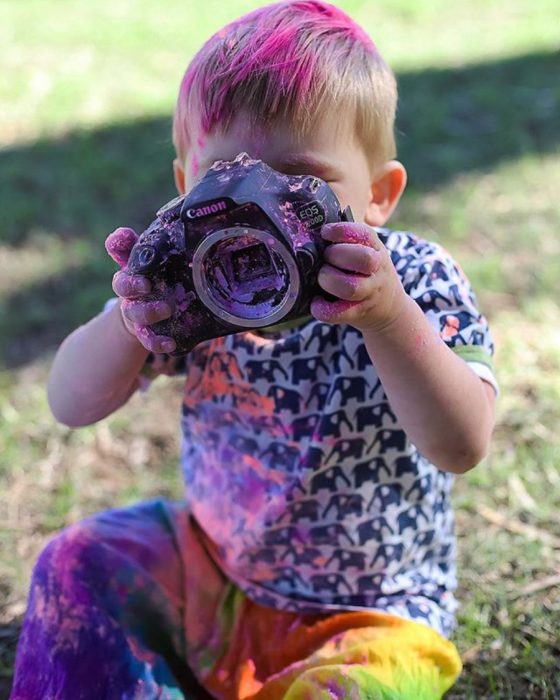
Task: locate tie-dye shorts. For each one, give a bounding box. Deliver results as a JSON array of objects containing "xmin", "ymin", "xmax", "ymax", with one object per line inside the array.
[{"xmin": 10, "ymin": 498, "xmax": 462, "ymax": 699}]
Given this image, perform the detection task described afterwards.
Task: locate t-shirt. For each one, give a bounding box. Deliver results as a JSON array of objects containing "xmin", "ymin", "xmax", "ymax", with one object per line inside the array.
[{"xmin": 138, "ymin": 228, "xmax": 497, "ymax": 638}]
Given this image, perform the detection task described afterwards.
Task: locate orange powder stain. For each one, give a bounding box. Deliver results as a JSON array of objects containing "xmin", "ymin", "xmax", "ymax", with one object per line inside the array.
[
  {"xmin": 240, "ymin": 454, "xmax": 284, "ymax": 485},
  {"xmin": 183, "ymin": 337, "xmax": 275, "ymax": 416},
  {"xmin": 441, "ymin": 316, "xmax": 460, "ymax": 340}
]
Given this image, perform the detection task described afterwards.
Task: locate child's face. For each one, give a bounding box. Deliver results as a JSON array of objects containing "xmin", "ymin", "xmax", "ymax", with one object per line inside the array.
[{"xmin": 176, "ymin": 112, "xmax": 387, "ymax": 226}]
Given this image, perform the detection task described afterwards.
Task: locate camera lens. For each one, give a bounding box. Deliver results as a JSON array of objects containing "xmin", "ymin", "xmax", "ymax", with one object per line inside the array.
[
  {"xmin": 135, "ymin": 245, "xmax": 157, "ymax": 270},
  {"xmin": 192, "ymin": 228, "xmax": 300, "ymax": 327},
  {"xmin": 230, "ymin": 243, "xmax": 273, "ymax": 283}
]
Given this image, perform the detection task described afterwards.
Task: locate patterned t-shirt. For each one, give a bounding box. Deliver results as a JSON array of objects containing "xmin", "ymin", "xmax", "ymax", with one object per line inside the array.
[{"xmin": 140, "ymin": 228, "xmax": 497, "ymax": 638}]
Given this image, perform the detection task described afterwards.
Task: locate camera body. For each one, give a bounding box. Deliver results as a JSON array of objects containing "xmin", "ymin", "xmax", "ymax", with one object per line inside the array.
[{"xmin": 126, "ymin": 152, "xmax": 353, "ymax": 354}]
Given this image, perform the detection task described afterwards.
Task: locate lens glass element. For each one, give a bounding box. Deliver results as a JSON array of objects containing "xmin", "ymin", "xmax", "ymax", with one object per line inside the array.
[{"xmin": 192, "ymin": 228, "xmax": 300, "ymax": 327}]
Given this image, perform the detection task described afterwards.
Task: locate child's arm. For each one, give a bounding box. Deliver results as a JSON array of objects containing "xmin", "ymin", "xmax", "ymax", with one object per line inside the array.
[
  {"xmin": 48, "ymin": 228, "xmax": 177, "ymax": 427},
  {"xmin": 359, "ymin": 296, "xmax": 495, "ymax": 474},
  {"xmin": 47, "ymin": 301, "xmax": 150, "ymax": 427},
  {"xmin": 312, "ymin": 223, "xmax": 496, "ymax": 474}
]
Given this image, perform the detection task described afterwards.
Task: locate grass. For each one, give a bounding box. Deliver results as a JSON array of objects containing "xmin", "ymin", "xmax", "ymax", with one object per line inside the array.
[{"xmin": 1, "ymin": 0, "xmax": 559, "ymax": 697}]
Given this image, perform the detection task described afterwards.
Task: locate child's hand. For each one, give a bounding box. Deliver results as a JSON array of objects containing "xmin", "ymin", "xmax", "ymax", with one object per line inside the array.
[
  {"xmin": 105, "ymin": 228, "xmax": 177, "ymax": 354},
  {"xmin": 311, "ymin": 223, "xmax": 408, "ymax": 333}
]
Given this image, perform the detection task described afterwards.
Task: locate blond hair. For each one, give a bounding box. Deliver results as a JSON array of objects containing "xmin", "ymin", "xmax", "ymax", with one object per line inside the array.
[{"xmin": 173, "ymin": 0, "xmax": 397, "ymax": 171}]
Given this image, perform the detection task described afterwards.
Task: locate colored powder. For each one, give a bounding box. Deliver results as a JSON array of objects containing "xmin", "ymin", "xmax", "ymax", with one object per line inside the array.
[
  {"xmin": 340, "ymin": 227, "xmax": 377, "ymax": 247},
  {"xmin": 311, "ymin": 297, "xmax": 360, "ymax": 321},
  {"xmin": 105, "ymin": 227, "xmax": 138, "ymax": 268},
  {"xmin": 323, "ymin": 224, "xmax": 378, "ymax": 248},
  {"xmin": 174, "ymin": 0, "xmax": 379, "ymax": 155},
  {"xmin": 191, "ymin": 153, "xmax": 200, "ymax": 178}
]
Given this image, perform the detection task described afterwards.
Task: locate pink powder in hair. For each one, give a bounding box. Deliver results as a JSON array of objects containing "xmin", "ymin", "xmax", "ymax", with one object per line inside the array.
[
  {"xmin": 175, "ymin": 0, "xmax": 379, "ymax": 152},
  {"xmin": 296, "ymin": 0, "xmax": 376, "ymax": 49},
  {"xmin": 235, "ymin": 1, "xmax": 376, "ymax": 52}
]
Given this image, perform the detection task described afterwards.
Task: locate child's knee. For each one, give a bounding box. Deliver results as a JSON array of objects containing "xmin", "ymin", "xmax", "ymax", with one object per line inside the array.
[
  {"xmin": 32, "ymin": 518, "xmax": 109, "ymax": 588},
  {"xmin": 283, "ymin": 664, "xmax": 400, "ymax": 700},
  {"xmin": 282, "ymin": 662, "xmax": 447, "ymax": 700}
]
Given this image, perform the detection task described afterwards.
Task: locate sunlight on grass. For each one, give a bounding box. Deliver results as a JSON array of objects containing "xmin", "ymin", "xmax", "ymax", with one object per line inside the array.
[
  {"xmin": 450, "ymin": 299, "xmax": 560, "ymax": 696},
  {"xmin": 0, "ymin": 235, "xmax": 89, "ymax": 297},
  {"xmin": 0, "ymin": 363, "xmax": 184, "ymax": 597},
  {"xmin": 358, "ymin": 0, "xmax": 560, "ymax": 68},
  {"xmin": 2, "ymin": 0, "xmax": 558, "ymax": 143}
]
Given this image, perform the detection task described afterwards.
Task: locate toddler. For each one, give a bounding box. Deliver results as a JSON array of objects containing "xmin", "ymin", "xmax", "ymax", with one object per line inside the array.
[{"xmin": 11, "ymin": 1, "xmax": 497, "ymax": 698}]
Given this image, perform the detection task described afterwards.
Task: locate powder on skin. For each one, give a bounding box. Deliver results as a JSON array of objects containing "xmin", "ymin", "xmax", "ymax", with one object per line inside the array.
[
  {"xmin": 105, "ymin": 227, "xmax": 138, "ymax": 268},
  {"xmin": 311, "ymin": 297, "xmax": 360, "ymax": 322}
]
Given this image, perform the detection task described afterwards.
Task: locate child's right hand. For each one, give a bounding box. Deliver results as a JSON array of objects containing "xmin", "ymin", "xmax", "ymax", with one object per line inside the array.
[{"xmin": 105, "ymin": 227, "xmax": 177, "ymax": 354}]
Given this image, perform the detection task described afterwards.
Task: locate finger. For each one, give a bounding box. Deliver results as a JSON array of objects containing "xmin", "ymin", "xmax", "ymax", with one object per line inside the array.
[
  {"xmin": 324, "ymin": 244, "xmax": 381, "ymax": 275},
  {"xmin": 105, "ymin": 227, "xmax": 138, "ymax": 268},
  {"xmin": 121, "ymin": 298, "xmax": 173, "ymax": 326},
  {"xmin": 311, "ymin": 296, "xmax": 360, "ymax": 324},
  {"xmin": 112, "ymin": 270, "xmax": 151, "ymax": 299},
  {"xmin": 318, "ymin": 263, "xmax": 373, "ymax": 301},
  {"xmin": 321, "ymin": 222, "xmax": 380, "ymax": 248},
  {"xmin": 134, "ymin": 324, "xmax": 176, "ymax": 354}
]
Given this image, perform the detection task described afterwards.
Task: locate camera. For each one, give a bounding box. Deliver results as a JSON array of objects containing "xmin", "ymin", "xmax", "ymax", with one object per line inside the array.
[{"xmin": 126, "ymin": 152, "xmax": 353, "ymax": 354}]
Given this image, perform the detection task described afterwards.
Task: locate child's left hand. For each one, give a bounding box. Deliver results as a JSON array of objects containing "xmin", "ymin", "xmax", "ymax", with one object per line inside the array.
[{"xmin": 311, "ymin": 222, "xmax": 408, "ymax": 333}]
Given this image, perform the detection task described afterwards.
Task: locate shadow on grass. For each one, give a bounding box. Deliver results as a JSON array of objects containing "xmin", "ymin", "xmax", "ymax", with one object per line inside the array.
[
  {"xmin": 1, "ymin": 49, "xmax": 558, "ymax": 369},
  {"xmin": 397, "ymin": 50, "xmax": 559, "ymax": 189},
  {"xmin": 0, "ymin": 620, "xmax": 21, "ymax": 700}
]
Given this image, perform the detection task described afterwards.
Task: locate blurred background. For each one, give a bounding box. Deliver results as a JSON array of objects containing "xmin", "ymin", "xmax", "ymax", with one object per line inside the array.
[{"xmin": 0, "ymin": 0, "xmax": 559, "ymax": 697}]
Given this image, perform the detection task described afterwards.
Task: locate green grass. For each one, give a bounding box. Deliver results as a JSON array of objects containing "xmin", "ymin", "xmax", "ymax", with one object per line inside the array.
[{"xmin": 1, "ymin": 1, "xmax": 559, "ymax": 697}]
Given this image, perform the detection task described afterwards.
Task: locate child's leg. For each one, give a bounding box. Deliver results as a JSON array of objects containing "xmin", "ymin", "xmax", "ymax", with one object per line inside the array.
[
  {"xmin": 263, "ymin": 616, "xmax": 462, "ymax": 700},
  {"xmin": 10, "ymin": 498, "xmax": 211, "ymax": 700},
  {"xmin": 203, "ymin": 596, "xmax": 462, "ymax": 700}
]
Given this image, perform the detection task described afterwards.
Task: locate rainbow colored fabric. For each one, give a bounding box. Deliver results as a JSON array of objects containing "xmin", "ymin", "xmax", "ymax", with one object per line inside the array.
[{"xmin": 11, "ymin": 498, "xmax": 461, "ymax": 699}]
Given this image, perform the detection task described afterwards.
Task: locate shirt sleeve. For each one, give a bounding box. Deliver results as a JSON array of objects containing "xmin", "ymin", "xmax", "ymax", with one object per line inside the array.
[
  {"xmin": 102, "ymin": 298, "xmax": 187, "ymax": 389},
  {"xmin": 398, "ymin": 240, "xmax": 499, "ymax": 394}
]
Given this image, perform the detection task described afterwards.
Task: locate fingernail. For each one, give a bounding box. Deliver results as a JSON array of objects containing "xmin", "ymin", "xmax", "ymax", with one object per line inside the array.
[
  {"xmin": 161, "ymin": 340, "xmax": 176, "ymax": 353},
  {"xmin": 156, "ymin": 301, "xmax": 171, "ymax": 316}
]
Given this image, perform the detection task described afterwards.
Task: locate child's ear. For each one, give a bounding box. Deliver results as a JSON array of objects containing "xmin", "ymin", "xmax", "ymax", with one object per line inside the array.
[
  {"xmin": 173, "ymin": 158, "xmax": 186, "ymax": 194},
  {"xmin": 364, "ymin": 161, "xmax": 407, "ymax": 227}
]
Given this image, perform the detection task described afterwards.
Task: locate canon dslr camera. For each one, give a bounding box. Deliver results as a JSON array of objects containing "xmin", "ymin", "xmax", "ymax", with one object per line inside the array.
[{"xmin": 126, "ymin": 152, "xmax": 353, "ymax": 354}]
